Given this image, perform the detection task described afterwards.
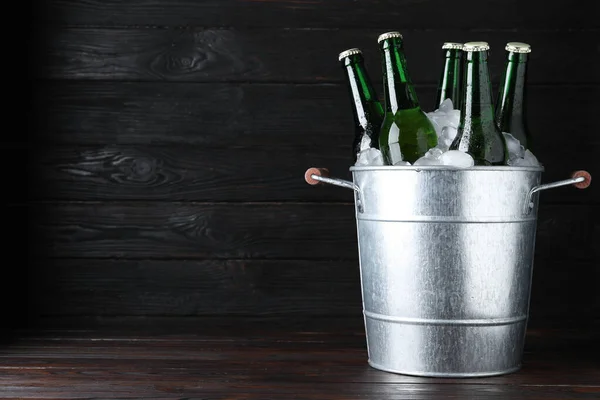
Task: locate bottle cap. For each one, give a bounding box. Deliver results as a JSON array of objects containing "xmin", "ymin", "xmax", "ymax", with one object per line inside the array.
[
  {"xmin": 338, "ymin": 48, "xmax": 362, "ymax": 61},
  {"xmin": 505, "ymin": 42, "xmax": 531, "ymax": 53},
  {"xmin": 377, "ymin": 31, "xmax": 403, "ymax": 43},
  {"xmin": 442, "ymin": 42, "xmax": 464, "ymax": 50},
  {"xmin": 463, "ymin": 41, "xmax": 490, "ymax": 52}
]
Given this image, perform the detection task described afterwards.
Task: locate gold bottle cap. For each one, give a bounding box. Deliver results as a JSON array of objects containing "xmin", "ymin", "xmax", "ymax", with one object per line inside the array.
[
  {"xmin": 462, "ymin": 41, "xmax": 490, "ymax": 52},
  {"xmin": 442, "ymin": 42, "xmax": 464, "ymax": 50},
  {"xmin": 338, "ymin": 48, "xmax": 362, "ymax": 61},
  {"xmin": 505, "ymin": 42, "xmax": 531, "ymax": 53},
  {"xmin": 377, "ymin": 31, "xmax": 403, "ymax": 43}
]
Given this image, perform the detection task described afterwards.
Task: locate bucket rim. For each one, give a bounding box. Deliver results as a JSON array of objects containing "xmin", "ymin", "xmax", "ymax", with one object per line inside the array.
[{"xmin": 349, "ymin": 165, "xmax": 545, "ymax": 172}]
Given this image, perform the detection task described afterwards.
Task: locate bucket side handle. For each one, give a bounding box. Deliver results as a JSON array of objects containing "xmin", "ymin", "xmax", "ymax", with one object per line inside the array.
[
  {"xmin": 304, "ymin": 167, "xmax": 364, "ymax": 212},
  {"xmin": 525, "ymin": 170, "xmax": 592, "ymax": 213}
]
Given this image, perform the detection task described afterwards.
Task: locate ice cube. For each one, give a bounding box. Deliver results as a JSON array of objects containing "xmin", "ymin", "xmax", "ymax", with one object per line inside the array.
[
  {"xmin": 393, "ymin": 160, "xmax": 411, "ymax": 166},
  {"xmin": 426, "ymin": 147, "xmax": 444, "ymax": 159},
  {"xmin": 414, "ymin": 156, "xmax": 442, "ymax": 166},
  {"xmin": 523, "ymin": 149, "xmax": 539, "ymax": 166},
  {"xmin": 502, "ymin": 132, "xmax": 525, "ymax": 161},
  {"xmin": 358, "ymin": 133, "xmax": 372, "ymax": 152},
  {"xmin": 447, "ymin": 110, "xmax": 461, "ymax": 128},
  {"xmin": 413, "ymin": 147, "xmax": 443, "ymax": 166},
  {"xmin": 510, "ymin": 149, "xmax": 540, "ymax": 167},
  {"xmin": 437, "ymin": 126, "xmax": 458, "ymax": 150},
  {"xmin": 439, "ymin": 150, "xmax": 474, "ymax": 168},
  {"xmin": 426, "ymin": 113, "xmax": 446, "ymax": 137},
  {"xmin": 438, "ymin": 98, "xmax": 454, "ymax": 113},
  {"xmin": 426, "ymin": 101, "xmax": 461, "ymax": 139},
  {"xmin": 355, "ymin": 148, "xmax": 384, "ymax": 166}
]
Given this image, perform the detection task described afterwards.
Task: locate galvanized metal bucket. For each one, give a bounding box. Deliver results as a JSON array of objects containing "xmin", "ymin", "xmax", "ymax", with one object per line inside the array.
[{"xmin": 305, "ymin": 165, "xmax": 591, "ymax": 377}]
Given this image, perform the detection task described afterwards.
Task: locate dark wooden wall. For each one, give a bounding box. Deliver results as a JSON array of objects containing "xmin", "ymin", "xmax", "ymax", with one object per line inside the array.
[{"xmin": 26, "ymin": 1, "xmax": 599, "ymax": 329}]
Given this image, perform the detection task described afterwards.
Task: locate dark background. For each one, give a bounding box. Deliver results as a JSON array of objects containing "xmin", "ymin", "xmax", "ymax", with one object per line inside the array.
[{"xmin": 21, "ymin": 1, "xmax": 598, "ymax": 333}]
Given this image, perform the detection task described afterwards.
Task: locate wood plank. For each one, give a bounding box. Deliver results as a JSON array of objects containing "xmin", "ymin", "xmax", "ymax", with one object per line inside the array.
[
  {"xmin": 2, "ymin": 322, "xmax": 597, "ymax": 400},
  {"xmin": 30, "ymin": 203, "xmax": 597, "ymax": 263},
  {"xmin": 1, "ymin": 328, "xmax": 599, "ymax": 397},
  {"xmin": 28, "ymin": 258, "xmax": 599, "ymax": 326},
  {"xmin": 36, "ymin": 28, "xmax": 599, "ymax": 85},
  {"xmin": 31, "ymin": 82, "xmax": 599, "ymax": 150},
  {"xmin": 28, "ymin": 145, "xmax": 355, "ymax": 203},
  {"xmin": 6, "ymin": 322, "xmax": 599, "ymax": 369},
  {"xmin": 3, "ymin": 381, "xmax": 598, "ymax": 399},
  {"xmin": 17, "ymin": 317, "xmax": 600, "ymax": 340},
  {"xmin": 1, "ymin": 360, "xmax": 598, "ymax": 387},
  {"xmin": 1, "ymin": 328, "xmax": 599, "ymax": 379},
  {"xmin": 0, "ymin": 342, "xmax": 366, "ymax": 361},
  {"xmin": 30, "ymin": 203, "xmax": 359, "ymax": 259},
  {"xmin": 20, "ymin": 315, "xmax": 369, "ymax": 338},
  {"xmin": 1, "ymin": 350, "xmax": 599, "ymax": 385},
  {"xmin": 32, "ymin": 259, "xmax": 362, "ymax": 317},
  {"xmin": 28, "ymin": 144, "xmax": 598, "ymax": 204},
  {"xmin": 37, "ymin": 0, "xmax": 597, "ymax": 29}
]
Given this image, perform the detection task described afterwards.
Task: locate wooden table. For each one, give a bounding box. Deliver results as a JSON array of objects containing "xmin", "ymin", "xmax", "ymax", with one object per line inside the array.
[{"xmin": 1, "ymin": 318, "xmax": 598, "ymax": 399}]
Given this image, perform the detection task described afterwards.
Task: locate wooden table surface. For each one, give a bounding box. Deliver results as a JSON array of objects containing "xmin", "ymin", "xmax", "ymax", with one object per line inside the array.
[{"xmin": 1, "ymin": 317, "xmax": 598, "ymax": 399}]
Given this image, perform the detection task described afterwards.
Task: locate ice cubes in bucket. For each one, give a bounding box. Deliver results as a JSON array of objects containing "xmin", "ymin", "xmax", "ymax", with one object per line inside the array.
[
  {"xmin": 356, "ymin": 147, "xmax": 384, "ymax": 166},
  {"xmin": 353, "ymin": 99, "xmax": 540, "ymax": 168},
  {"xmin": 503, "ymin": 132, "xmax": 525, "ymax": 161},
  {"xmin": 413, "ymin": 148, "xmax": 474, "ymax": 168},
  {"xmin": 427, "ymin": 99, "xmax": 461, "ymax": 138},
  {"xmin": 439, "ymin": 150, "xmax": 475, "ymax": 168},
  {"xmin": 413, "ymin": 147, "xmax": 443, "ymax": 166},
  {"xmin": 355, "ymin": 134, "xmax": 385, "ymax": 166},
  {"xmin": 503, "ymin": 132, "xmax": 540, "ymax": 167},
  {"xmin": 509, "ymin": 149, "xmax": 540, "ymax": 167}
]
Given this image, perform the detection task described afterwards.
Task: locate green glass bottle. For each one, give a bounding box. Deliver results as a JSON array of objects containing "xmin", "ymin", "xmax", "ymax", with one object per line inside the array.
[
  {"xmin": 434, "ymin": 42, "xmax": 464, "ymax": 110},
  {"xmin": 494, "ymin": 42, "xmax": 532, "ymax": 150},
  {"xmin": 377, "ymin": 31, "xmax": 437, "ymax": 165},
  {"xmin": 339, "ymin": 48, "xmax": 385, "ymax": 162},
  {"xmin": 449, "ymin": 41, "xmax": 507, "ymax": 165}
]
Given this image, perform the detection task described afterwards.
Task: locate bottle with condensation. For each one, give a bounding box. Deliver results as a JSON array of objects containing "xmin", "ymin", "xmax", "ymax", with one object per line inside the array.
[
  {"xmin": 449, "ymin": 41, "xmax": 507, "ymax": 165},
  {"xmin": 339, "ymin": 48, "xmax": 385, "ymax": 162},
  {"xmin": 495, "ymin": 42, "xmax": 532, "ymax": 150},
  {"xmin": 434, "ymin": 42, "xmax": 464, "ymax": 110},
  {"xmin": 377, "ymin": 31, "xmax": 437, "ymax": 165}
]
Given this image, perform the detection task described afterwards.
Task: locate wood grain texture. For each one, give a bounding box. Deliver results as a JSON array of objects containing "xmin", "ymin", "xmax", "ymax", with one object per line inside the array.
[
  {"xmin": 3, "ymin": 381, "xmax": 597, "ymax": 399},
  {"xmin": 1, "ymin": 323, "xmax": 598, "ymax": 399},
  {"xmin": 32, "ymin": 82, "xmax": 599, "ymax": 149},
  {"xmin": 2, "ymin": 358, "xmax": 594, "ymax": 386},
  {"xmin": 1, "ymin": 353, "xmax": 599, "ymax": 386},
  {"xmin": 30, "ymin": 203, "xmax": 598, "ymax": 262},
  {"xmin": 28, "ymin": 145, "xmax": 355, "ymax": 203},
  {"xmin": 33, "ymin": 259, "xmax": 362, "ymax": 317},
  {"xmin": 37, "ymin": 28, "xmax": 599, "ymax": 84},
  {"xmin": 29, "ymin": 259, "xmax": 599, "ymax": 326},
  {"xmin": 29, "ymin": 0, "xmax": 600, "ymax": 333},
  {"xmin": 16, "ymin": 317, "xmax": 600, "ymax": 346},
  {"xmin": 37, "ymin": 0, "xmax": 598, "ymax": 29},
  {"xmin": 29, "ymin": 144, "xmax": 598, "ymax": 204},
  {"xmin": 31, "ymin": 203, "xmax": 358, "ymax": 260}
]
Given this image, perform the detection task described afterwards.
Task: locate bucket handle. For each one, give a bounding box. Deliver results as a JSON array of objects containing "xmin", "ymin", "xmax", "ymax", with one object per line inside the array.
[
  {"xmin": 304, "ymin": 167, "xmax": 364, "ymax": 212},
  {"xmin": 524, "ymin": 170, "xmax": 592, "ymax": 214}
]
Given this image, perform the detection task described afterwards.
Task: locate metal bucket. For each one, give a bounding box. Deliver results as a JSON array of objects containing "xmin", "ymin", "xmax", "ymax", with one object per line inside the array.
[{"xmin": 305, "ymin": 165, "xmax": 591, "ymax": 377}]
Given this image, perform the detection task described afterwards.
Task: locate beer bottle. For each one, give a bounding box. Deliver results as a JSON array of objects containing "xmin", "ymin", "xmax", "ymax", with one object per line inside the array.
[
  {"xmin": 494, "ymin": 42, "xmax": 532, "ymax": 150},
  {"xmin": 449, "ymin": 41, "xmax": 507, "ymax": 165},
  {"xmin": 377, "ymin": 32, "xmax": 437, "ymax": 165},
  {"xmin": 434, "ymin": 42, "xmax": 464, "ymax": 110},
  {"xmin": 339, "ymin": 48, "xmax": 385, "ymax": 162}
]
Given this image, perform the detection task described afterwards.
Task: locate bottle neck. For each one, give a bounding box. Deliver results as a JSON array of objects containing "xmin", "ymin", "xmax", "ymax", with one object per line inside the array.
[
  {"xmin": 436, "ymin": 49, "xmax": 463, "ymax": 109},
  {"xmin": 343, "ymin": 55, "xmax": 381, "ymax": 130},
  {"xmin": 495, "ymin": 52, "xmax": 528, "ymax": 127},
  {"xmin": 380, "ymin": 39, "xmax": 420, "ymax": 113},
  {"xmin": 460, "ymin": 51, "xmax": 495, "ymax": 129}
]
